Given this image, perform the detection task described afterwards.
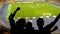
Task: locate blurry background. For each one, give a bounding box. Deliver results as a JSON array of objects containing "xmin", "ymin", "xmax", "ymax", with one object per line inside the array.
[
  {"xmin": 0, "ymin": 0, "xmax": 60, "ymax": 34},
  {"xmin": 0, "ymin": 0, "xmax": 60, "ymax": 8}
]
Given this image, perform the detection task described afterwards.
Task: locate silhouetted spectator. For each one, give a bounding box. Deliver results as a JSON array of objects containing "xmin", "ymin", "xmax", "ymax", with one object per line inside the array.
[
  {"xmin": 37, "ymin": 18, "xmax": 44, "ymax": 31},
  {"xmin": 9, "ymin": 7, "xmax": 26, "ymax": 34},
  {"xmin": 25, "ymin": 21, "xmax": 35, "ymax": 34},
  {"xmin": 37, "ymin": 13, "xmax": 60, "ymax": 34},
  {"xmin": 16, "ymin": 18, "xmax": 26, "ymax": 34}
]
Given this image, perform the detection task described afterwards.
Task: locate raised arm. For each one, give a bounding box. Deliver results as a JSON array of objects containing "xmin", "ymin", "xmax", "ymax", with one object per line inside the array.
[
  {"xmin": 10, "ymin": 7, "xmax": 20, "ymax": 18},
  {"xmin": 44, "ymin": 13, "xmax": 60, "ymax": 30},
  {"xmin": 9, "ymin": 7, "xmax": 20, "ymax": 28},
  {"xmin": 50, "ymin": 26, "xmax": 58, "ymax": 32}
]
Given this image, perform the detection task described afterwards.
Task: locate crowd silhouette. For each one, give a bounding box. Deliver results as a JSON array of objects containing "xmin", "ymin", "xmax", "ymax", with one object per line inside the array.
[{"xmin": 9, "ymin": 7, "xmax": 60, "ymax": 34}]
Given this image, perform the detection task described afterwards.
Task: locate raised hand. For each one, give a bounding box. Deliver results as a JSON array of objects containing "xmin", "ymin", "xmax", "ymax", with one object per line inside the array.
[
  {"xmin": 44, "ymin": 13, "xmax": 60, "ymax": 30},
  {"xmin": 9, "ymin": 7, "xmax": 20, "ymax": 34},
  {"xmin": 9, "ymin": 7, "xmax": 20, "ymax": 19},
  {"xmin": 16, "ymin": 7, "xmax": 20, "ymax": 11},
  {"xmin": 50, "ymin": 26, "xmax": 58, "ymax": 32},
  {"xmin": 36, "ymin": 13, "xmax": 60, "ymax": 34}
]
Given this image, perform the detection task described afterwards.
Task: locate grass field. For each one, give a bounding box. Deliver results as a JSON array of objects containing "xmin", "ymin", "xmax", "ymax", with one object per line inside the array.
[{"xmin": 6, "ymin": 2, "xmax": 60, "ymax": 19}]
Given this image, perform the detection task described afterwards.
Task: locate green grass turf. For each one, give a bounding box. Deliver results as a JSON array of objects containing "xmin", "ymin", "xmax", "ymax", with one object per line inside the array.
[{"xmin": 6, "ymin": 2, "xmax": 60, "ymax": 19}]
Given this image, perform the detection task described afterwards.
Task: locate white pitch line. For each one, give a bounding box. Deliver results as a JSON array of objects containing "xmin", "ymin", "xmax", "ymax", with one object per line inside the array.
[
  {"xmin": 26, "ymin": 17, "xmax": 29, "ymax": 19},
  {"xmin": 18, "ymin": 17, "xmax": 22, "ymax": 19},
  {"xmin": 46, "ymin": 16, "xmax": 50, "ymax": 18},
  {"xmin": 53, "ymin": 16, "xmax": 56, "ymax": 17},
  {"xmin": 32, "ymin": 17, "xmax": 36, "ymax": 19},
  {"xmin": 40, "ymin": 16, "xmax": 44, "ymax": 18}
]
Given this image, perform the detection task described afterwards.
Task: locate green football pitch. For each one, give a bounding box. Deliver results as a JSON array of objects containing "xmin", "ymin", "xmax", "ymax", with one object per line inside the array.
[{"xmin": 6, "ymin": 2, "xmax": 60, "ymax": 19}]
